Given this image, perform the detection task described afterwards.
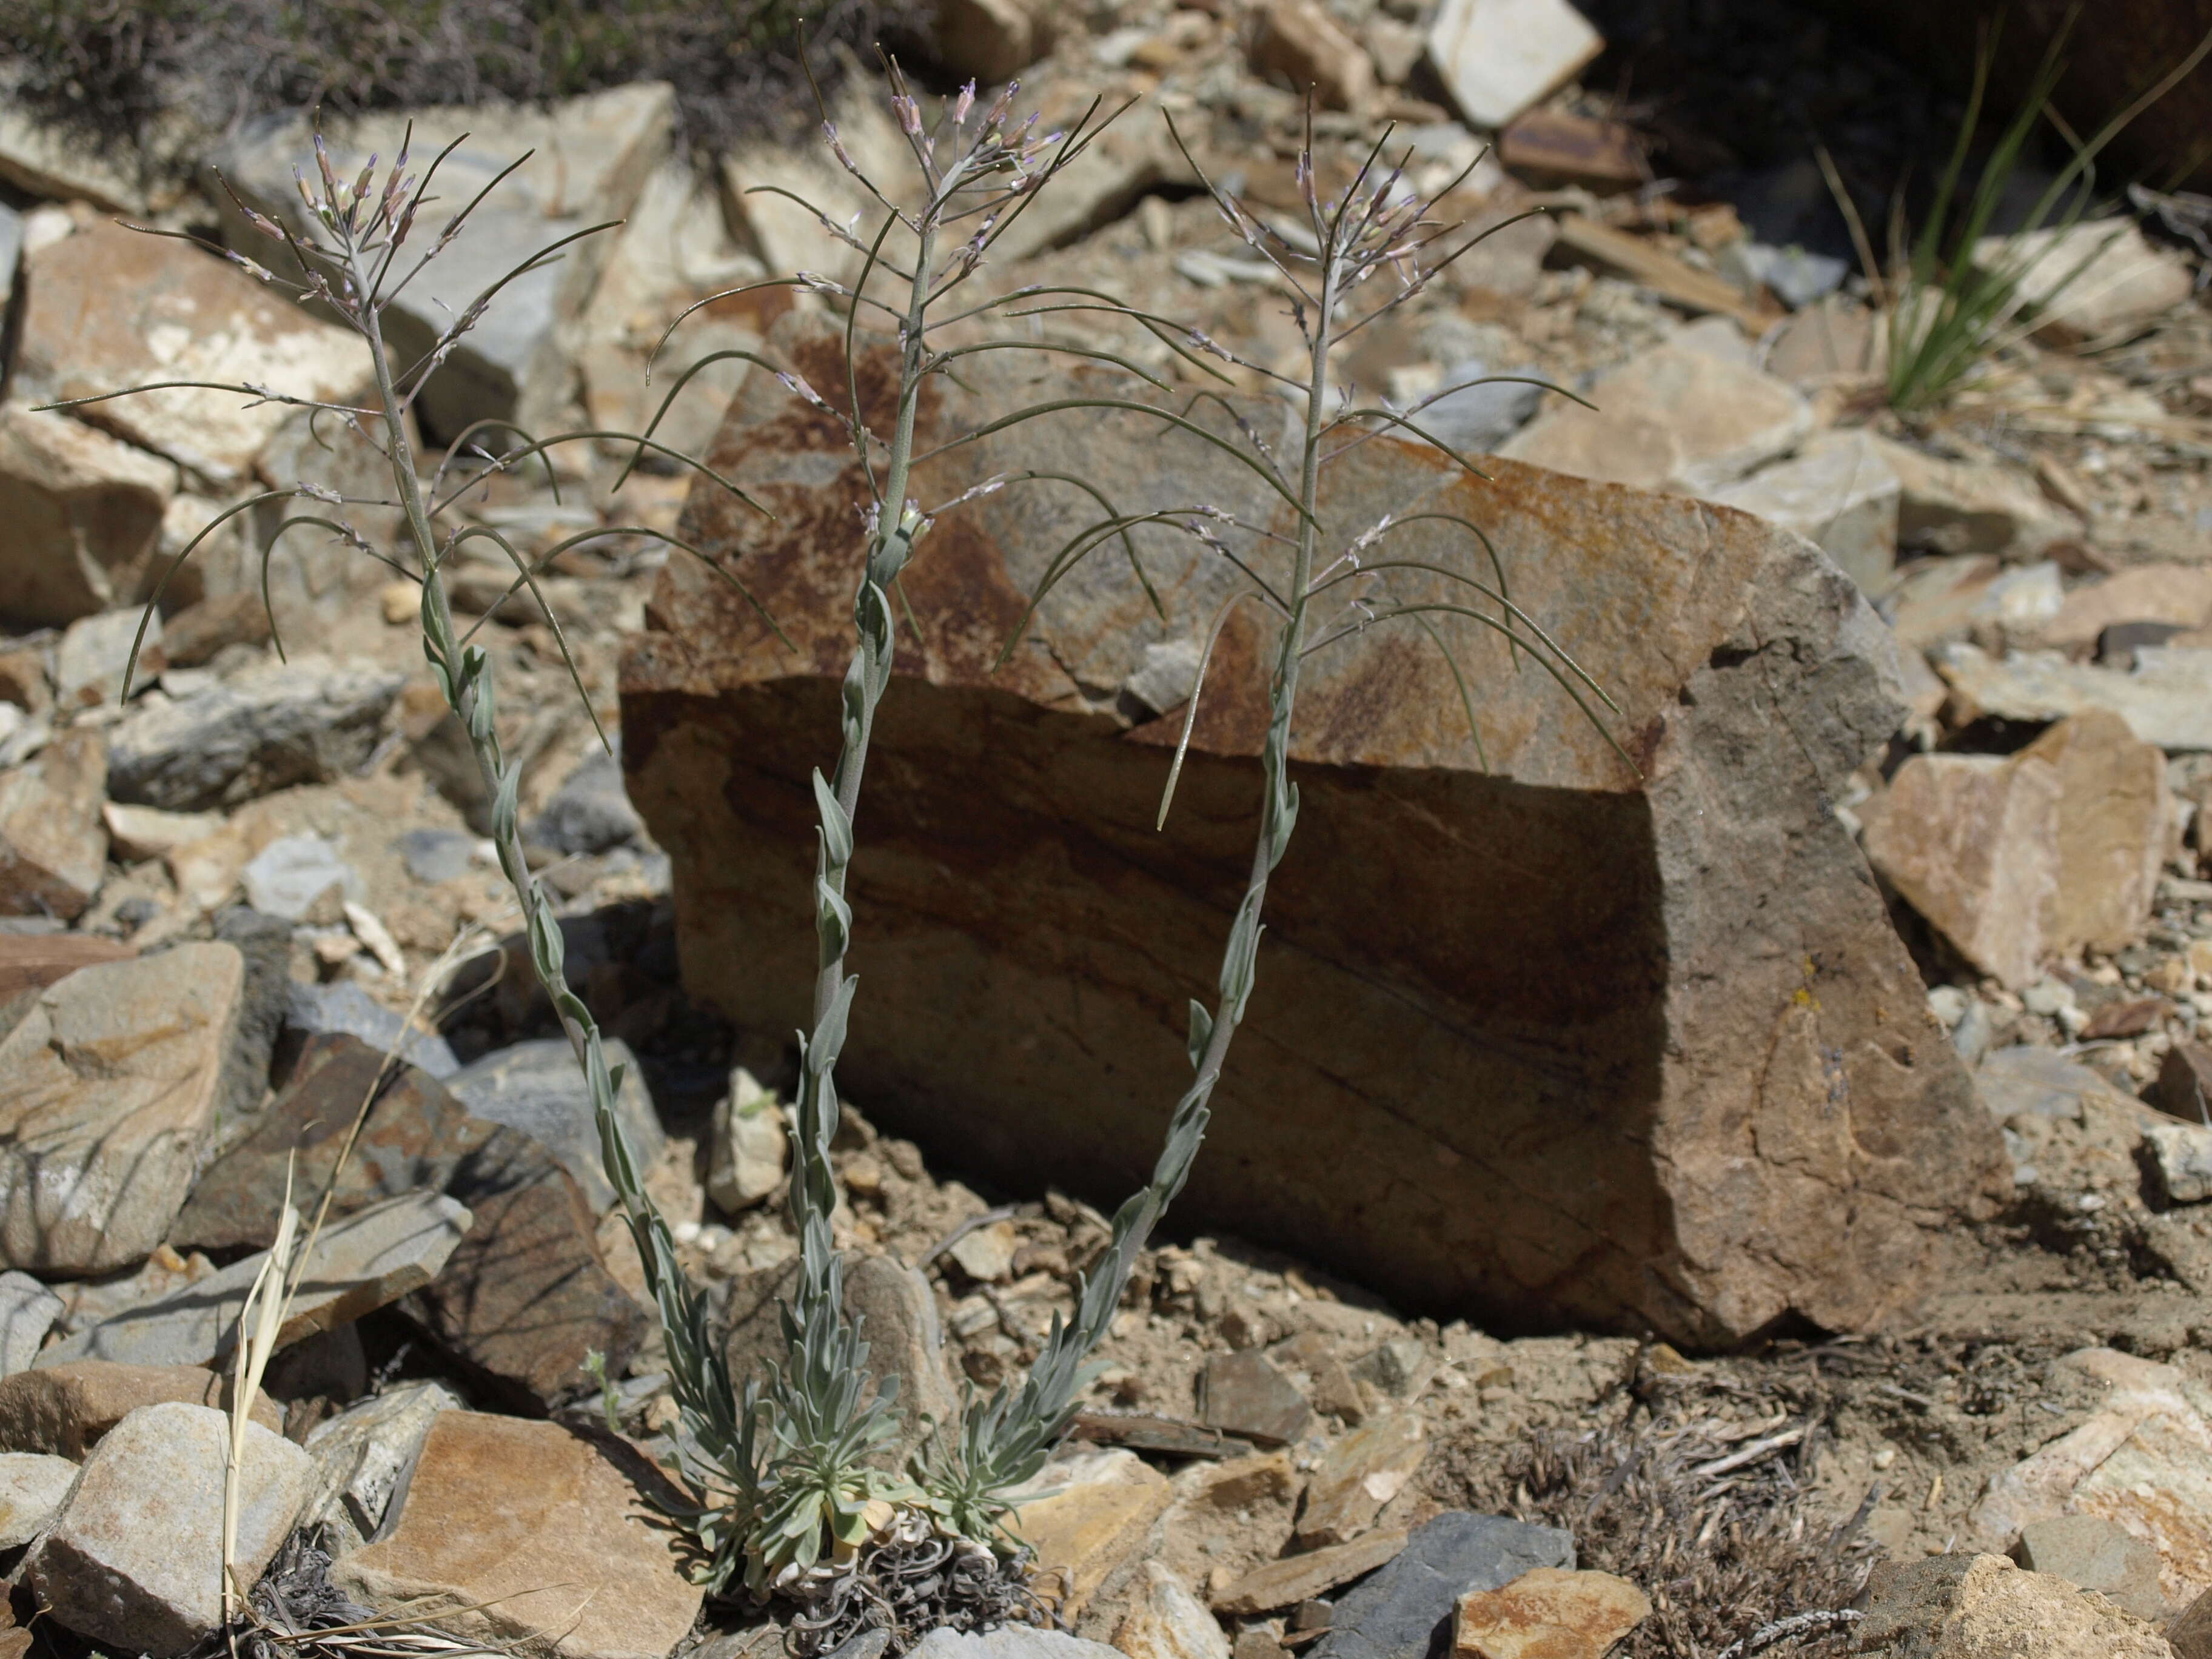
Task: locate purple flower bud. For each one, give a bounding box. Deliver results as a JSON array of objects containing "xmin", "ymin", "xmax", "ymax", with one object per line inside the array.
[
  {"xmin": 777, "ymin": 371, "xmax": 831, "ymax": 411},
  {"xmin": 953, "ymin": 82, "xmax": 976, "ymax": 124},
  {"xmin": 893, "ymin": 95, "xmax": 923, "ymax": 136}
]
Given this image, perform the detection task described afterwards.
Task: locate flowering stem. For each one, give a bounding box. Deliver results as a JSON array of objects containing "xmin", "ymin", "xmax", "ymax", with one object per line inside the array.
[{"xmin": 345, "ymin": 233, "xmax": 745, "ymax": 1536}]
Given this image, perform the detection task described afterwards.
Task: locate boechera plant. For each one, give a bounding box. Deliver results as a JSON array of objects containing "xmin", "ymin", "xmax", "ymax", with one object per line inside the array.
[{"xmin": 60, "ymin": 57, "xmax": 1620, "ymax": 1654}]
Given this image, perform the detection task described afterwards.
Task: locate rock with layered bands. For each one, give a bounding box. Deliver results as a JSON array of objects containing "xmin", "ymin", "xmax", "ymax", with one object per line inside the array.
[{"xmin": 620, "ymin": 315, "xmax": 2006, "ymax": 1346}]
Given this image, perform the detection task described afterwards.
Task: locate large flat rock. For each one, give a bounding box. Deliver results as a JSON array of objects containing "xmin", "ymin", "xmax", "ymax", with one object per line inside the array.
[
  {"xmin": 14, "ymin": 218, "xmax": 370, "ymax": 488},
  {"xmin": 330, "ymin": 1411, "xmax": 702, "ymax": 1659},
  {"xmin": 620, "ymin": 320, "xmax": 2006, "ymax": 1345},
  {"xmin": 37, "ymin": 1190, "xmax": 470, "ymax": 1370}
]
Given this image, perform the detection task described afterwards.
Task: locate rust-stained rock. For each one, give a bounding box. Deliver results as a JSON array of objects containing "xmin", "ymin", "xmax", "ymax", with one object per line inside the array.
[
  {"xmin": 620, "ymin": 315, "xmax": 2005, "ymax": 1346},
  {"xmin": 0, "ymin": 928, "xmax": 132, "ymax": 1004},
  {"xmin": 329, "ymin": 1412, "xmax": 702, "ymax": 1659},
  {"xmin": 1452, "ymin": 1567, "xmax": 1651, "ymax": 1659},
  {"xmin": 0, "ymin": 1360, "xmax": 280, "ymax": 1458}
]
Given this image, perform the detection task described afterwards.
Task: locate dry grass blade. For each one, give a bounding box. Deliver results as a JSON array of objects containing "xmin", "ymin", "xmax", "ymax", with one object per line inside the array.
[{"xmin": 224, "ymin": 1164, "xmax": 301, "ymax": 1643}]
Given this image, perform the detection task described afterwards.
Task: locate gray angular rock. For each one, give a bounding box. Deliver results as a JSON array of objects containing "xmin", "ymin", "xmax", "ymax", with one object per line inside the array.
[
  {"xmin": 1935, "ymin": 641, "xmax": 2212, "ymax": 754},
  {"xmin": 708, "ymin": 1067, "xmax": 788, "ymax": 1215},
  {"xmin": 1873, "ymin": 437, "xmax": 2079, "ymax": 561},
  {"xmin": 1410, "ymin": 361, "xmax": 1542, "ymax": 456},
  {"xmin": 1309, "ymin": 1512, "xmax": 1575, "ymax": 1659},
  {"xmin": 395, "ymin": 827, "xmax": 478, "ymax": 885},
  {"xmin": 910, "ymin": 1630, "xmax": 1125, "ymax": 1659},
  {"xmin": 301, "ymin": 1382, "xmax": 463, "ymax": 1555},
  {"xmin": 243, "ymin": 833, "xmax": 364, "ymax": 922},
  {"xmin": 1976, "ymin": 1047, "xmax": 2128, "ymax": 1125},
  {"xmin": 1976, "ymin": 218, "xmax": 2193, "ymax": 340},
  {"xmin": 529, "ymin": 748, "xmax": 645, "ymax": 855},
  {"xmin": 0, "ymin": 943, "xmax": 244, "ymax": 1274},
  {"xmin": 38, "ymin": 1191, "xmax": 471, "ymax": 1369},
  {"xmin": 213, "ymin": 903, "xmax": 295, "ymax": 1113},
  {"xmin": 27, "ymin": 1401, "xmax": 311, "ymax": 1656},
  {"xmin": 0, "ymin": 1272, "xmax": 62, "ymax": 1376},
  {"xmin": 443, "ymin": 1037, "xmax": 664, "ymax": 1216},
  {"xmin": 108, "ymin": 657, "xmax": 403, "ymax": 811},
  {"xmin": 2149, "ymin": 1123, "xmax": 2212, "ymax": 1206},
  {"xmin": 1706, "ymin": 431, "xmax": 1900, "ymax": 595},
  {"xmin": 0, "ymin": 1450, "xmax": 76, "ymax": 1547},
  {"xmin": 169, "ymin": 1031, "xmax": 643, "ymax": 1412},
  {"xmin": 284, "ymin": 980, "xmax": 460, "ymax": 1079},
  {"xmin": 2009, "ymin": 1513, "xmax": 2165, "ymax": 1623},
  {"xmin": 55, "ymin": 608, "xmax": 159, "ymax": 709},
  {"xmin": 1201, "ymin": 1350, "xmax": 1313, "ymax": 1446}
]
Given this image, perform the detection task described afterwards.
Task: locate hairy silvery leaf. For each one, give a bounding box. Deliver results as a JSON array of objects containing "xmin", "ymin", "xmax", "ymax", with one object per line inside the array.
[
  {"xmin": 814, "ymin": 769, "xmax": 854, "ymax": 868},
  {"xmin": 1187, "ymin": 999, "xmax": 1213, "ymax": 1071}
]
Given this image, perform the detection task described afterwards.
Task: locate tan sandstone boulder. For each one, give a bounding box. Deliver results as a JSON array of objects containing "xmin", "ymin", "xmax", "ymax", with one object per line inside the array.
[{"xmin": 620, "ymin": 317, "xmax": 2006, "ymax": 1346}]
